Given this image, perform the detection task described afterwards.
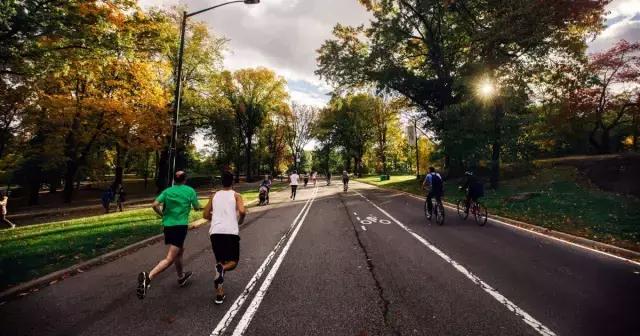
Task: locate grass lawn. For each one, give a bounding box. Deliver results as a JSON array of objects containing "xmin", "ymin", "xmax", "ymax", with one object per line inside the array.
[
  {"xmin": 357, "ymin": 167, "xmax": 640, "ymax": 251},
  {"xmin": 0, "ymin": 186, "xmax": 285, "ymax": 291}
]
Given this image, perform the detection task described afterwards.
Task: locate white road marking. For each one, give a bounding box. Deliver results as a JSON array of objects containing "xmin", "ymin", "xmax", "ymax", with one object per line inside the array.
[
  {"xmin": 379, "ymin": 219, "xmax": 391, "ymax": 225},
  {"xmin": 210, "ymin": 188, "xmax": 316, "ymax": 336},
  {"xmin": 356, "ymin": 217, "xmax": 361, "ymax": 221},
  {"xmin": 394, "ymin": 189, "xmax": 640, "ymax": 267},
  {"xmin": 361, "ymin": 225, "xmax": 367, "ymax": 231},
  {"xmin": 354, "ymin": 190, "xmax": 557, "ymax": 336},
  {"xmin": 354, "ymin": 212, "xmax": 358, "ymax": 215},
  {"xmin": 231, "ymin": 187, "xmax": 319, "ymax": 336},
  {"xmin": 360, "ymin": 220, "xmax": 372, "ymax": 225}
]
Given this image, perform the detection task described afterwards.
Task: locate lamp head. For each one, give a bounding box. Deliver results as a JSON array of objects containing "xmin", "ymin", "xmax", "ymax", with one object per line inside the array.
[{"xmin": 244, "ymin": 0, "xmax": 260, "ymax": 4}]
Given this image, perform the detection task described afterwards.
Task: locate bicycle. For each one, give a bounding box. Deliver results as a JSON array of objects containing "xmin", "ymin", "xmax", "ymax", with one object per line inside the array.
[
  {"xmin": 424, "ymin": 196, "xmax": 445, "ymax": 225},
  {"xmin": 456, "ymin": 195, "xmax": 488, "ymax": 226}
]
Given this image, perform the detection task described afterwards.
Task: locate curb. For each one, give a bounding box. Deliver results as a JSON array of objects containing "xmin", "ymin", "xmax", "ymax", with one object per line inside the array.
[
  {"xmin": 0, "ymin": 197, "xmax": 262, "ymax": 302},
  {"xmin": 355, "ymin": 180, "xmax": 640, "ymax": 264}
]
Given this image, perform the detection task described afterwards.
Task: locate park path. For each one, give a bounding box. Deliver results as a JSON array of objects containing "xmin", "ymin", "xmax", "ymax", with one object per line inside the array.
[{"xmin": 0, "ymin": 181, "xmax": 638, "ymax": 336}]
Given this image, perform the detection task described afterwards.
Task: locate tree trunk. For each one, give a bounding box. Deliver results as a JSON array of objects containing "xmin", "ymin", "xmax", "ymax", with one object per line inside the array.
[
  {"xmin": 63, "ymin": 162, "xmax": 78, "ymax": 203},
  {"xmin": 600, "ymin": 128, "xmax": 611, "ymax": 154},
  {"xmin": 490, "ymin": 102, "xmax": 503, "ymax": 189},
  {"xmin": 245, "ymin": 133, "xmax": 253, "ymax": 182},
  {"xmin": 155, "ymin": 148, "xmax": 170, "ymax": 192}
]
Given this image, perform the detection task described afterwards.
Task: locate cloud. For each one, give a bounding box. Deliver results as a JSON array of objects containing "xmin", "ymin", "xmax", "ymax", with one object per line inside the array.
[{"xmin": 589, "ymin": 0, "xmax": 640, "ymax": 52}]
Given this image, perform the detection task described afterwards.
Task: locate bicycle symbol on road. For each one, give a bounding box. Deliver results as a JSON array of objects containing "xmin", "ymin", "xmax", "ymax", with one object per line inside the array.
[{"xmin": 358, "ymin": 214, "xmax": 391, "ymax": 225}]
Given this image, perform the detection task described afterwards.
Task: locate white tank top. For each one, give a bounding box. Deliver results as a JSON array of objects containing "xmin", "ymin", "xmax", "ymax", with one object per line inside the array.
[{"xmin": 209, "ymin": 190, "xmax": 239, "ymax": 235}]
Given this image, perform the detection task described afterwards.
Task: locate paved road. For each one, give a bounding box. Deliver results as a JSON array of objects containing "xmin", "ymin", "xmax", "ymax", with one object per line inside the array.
[{"xmin": 1, "ymin": 181, "xmax": 639, "ymax": 336}]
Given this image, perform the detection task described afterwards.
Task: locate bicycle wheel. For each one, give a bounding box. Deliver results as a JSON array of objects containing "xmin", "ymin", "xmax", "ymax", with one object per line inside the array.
[
  {"xmin": 435, "ymin": 202, "xmax": 445, "ymax": 225},
  {"xmin": 474, "ymin": 203, "xmax": 488, "ymax": 226},
  {"xmin": 457, "ymin": 199, "xmax": 469, "ymax": 220}
]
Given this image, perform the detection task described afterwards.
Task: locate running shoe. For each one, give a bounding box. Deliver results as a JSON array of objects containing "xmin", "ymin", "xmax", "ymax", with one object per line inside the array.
[
  {"xmin": 215, "ymin": 294, "xmax": 226, "ymax": 305},
  {"xmin": 178, "ymin": 271, "xmax": 193, "ymax": 287},
  {"xmin": 214, "ymin": 263, "xmax": 225, "ymax": 285},
  {"xmin": 137, "ymin": 271, "xmax": 150, "ymax": 299}
]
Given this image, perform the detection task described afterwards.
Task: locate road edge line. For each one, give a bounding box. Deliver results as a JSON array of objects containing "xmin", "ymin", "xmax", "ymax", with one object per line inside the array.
[
  {"xmin": 354, "ymin": 190, "xmax": 557, "ymax": 336},
  {"xmin": 355, "ymin": 180, "xmax": 640, "ymax": 265}
]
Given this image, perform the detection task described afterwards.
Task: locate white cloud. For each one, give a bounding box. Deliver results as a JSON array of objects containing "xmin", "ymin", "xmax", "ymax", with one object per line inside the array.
[{"xmin": 589, "ymin": 0, "xmax": 640, "ymax": 52}]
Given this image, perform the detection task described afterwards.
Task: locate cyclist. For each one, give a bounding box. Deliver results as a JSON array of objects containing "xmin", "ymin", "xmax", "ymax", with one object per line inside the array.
[
  {"xmin": 460, "ymin": 171, "xmax": 484, "ymax": 214},
  {"xmin": 342, "ymin": 170, "xmax": 349, "ymax": 191},
  {"xmin": 422, "ymin": 167, "xmax": 444, "ymax": 220}
]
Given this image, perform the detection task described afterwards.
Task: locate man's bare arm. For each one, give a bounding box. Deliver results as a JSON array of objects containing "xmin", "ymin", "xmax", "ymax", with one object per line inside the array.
[
  {"xmin": 152, "ymin": 200, "xmax": 163, "ymax": 217},
  {"xmin": 235, "ymin": 193, "xmax": 246, "ymax": 225}
]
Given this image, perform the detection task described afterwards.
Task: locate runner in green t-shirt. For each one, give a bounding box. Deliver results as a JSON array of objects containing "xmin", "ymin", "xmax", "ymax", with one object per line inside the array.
[{"xmin": 137, "ymin": 171, "xmax": 201, "ymax": 300}]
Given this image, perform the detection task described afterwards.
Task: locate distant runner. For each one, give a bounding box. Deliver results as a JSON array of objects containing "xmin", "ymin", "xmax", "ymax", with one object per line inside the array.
[
  {"xmin": 289, "ymin": 170, "xmax": 300, "ymax": 200},
  {"xmin": 203, "ymin": 171, "xmax": 246, "ymax": 305},
  {"xmin": 342, "ymin": 170, "xmax": 350, "ymax": 192},
  {"xmin": 311, "ymin": 171, "xmax": 317, "ymax": 187},
  {"xmin": 137, "ymin": 171, "xmax": 200, "ymax": 299},
  {"xmin": 0, "ymin": 191, "xmax": 15, "ymax": 229}
]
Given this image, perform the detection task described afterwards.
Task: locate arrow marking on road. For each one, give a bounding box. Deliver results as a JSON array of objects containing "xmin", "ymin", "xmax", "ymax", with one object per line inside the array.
[{"xmin": 354, "ymin": 190, "xmax": 557, "ymax": 336}]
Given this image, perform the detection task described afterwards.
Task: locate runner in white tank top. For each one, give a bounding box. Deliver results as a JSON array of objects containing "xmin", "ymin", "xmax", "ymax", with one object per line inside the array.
[
  {"xmin": 209, "ymin": 190, "xmax": 239, "ymax": 235},
  {"xmin": 203, "ymin": 172, "xmax": 246, "ymax": 305}
]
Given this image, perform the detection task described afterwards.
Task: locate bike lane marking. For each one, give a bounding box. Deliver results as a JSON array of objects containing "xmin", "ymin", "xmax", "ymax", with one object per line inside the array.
[
  {"xmin": 230, "ymin": 187, "xmax": 319, "ymax": 336},
  {"xmin": 353, "ymin": 190, "xmax": 557, "ymax": 336},
  {"xmin": 210, "ymin": 187, "xmax": 317, "ymax": 336}
]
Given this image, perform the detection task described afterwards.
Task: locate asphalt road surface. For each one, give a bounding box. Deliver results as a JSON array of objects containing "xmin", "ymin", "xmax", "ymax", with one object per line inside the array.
[{"xmin": 1, "ymin": 181, "xmax": 639, "ymax": 336}]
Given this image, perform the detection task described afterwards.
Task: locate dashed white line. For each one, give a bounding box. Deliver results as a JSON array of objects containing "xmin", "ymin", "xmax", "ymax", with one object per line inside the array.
[
  {"xmin": 231, "ymin": 187, "xmax": 319, "ymax": 336},
  {"xmin": 210, "ymin": 188, "xmax": 316, "ymax": 336},
  {"xmin": 354, "ymin": 190, "xmax": 557, "ymax": 336}
]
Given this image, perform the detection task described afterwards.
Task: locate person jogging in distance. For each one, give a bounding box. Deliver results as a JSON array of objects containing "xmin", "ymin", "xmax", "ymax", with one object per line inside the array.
[
  {"xmin": 289, "ymin": 170, "xmax": 300, "ymax": 200},
  {"xmin": 137, "ymin": 171, "xmax": 201, "ymax": 299},
  {"xmin": 203, "ymin": 171, "xmax": 246, "ymax": 304},
  {"xmin": 311, "ymin": 171, "xmax": 317, "ymax": 187},
  {"xmin": 0, "ymin": 191, "xmax": 15, "ymax": 229}
]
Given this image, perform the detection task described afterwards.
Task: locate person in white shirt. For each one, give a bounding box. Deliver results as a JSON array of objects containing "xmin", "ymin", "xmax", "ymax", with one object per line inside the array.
[
  {"xmin": 203, "ymin": 172, "xmax": 246, "ymax": 305},
  {"xmin": 289, "ymin": 170, "xmax": 300, "ymax": 200},
  {"xmin": 0, "ymin": 191, "xmax": 15, "ymax": 229}
]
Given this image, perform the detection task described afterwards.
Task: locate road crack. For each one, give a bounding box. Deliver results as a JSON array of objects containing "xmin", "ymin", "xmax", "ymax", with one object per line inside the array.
[{"xmin": 339, "ymin": 195, "xmax": 401, "ymax": 336}]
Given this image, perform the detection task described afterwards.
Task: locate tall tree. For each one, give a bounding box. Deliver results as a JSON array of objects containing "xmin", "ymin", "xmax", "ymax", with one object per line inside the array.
[
  {"xmin": 285, "ymin": 103, "xmax": 318, "ymax": 171},
  {"xmin": 218, "ymin": 68, "xmax": 288, "ymax": 181}
]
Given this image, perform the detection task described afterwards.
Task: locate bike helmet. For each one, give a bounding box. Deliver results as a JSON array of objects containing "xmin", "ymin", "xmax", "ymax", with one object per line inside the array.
[{"xmin": 464, "ymin": 171, "xmax": 474, "ymax": 176}]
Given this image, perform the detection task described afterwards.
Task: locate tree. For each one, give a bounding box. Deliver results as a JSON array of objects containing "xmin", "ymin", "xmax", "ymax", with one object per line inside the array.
[
  {"xmin": 285, "ymin": 103, "xmax": 317, "ymax": 172},
  {"xmin": 317, "ymin": 0, "xmax": 609, "ymax": 185},
  {"xmin": 572, "ymin": 40, "xmax": 640, "ymax": 153},
  {"xmin": 316, "ymin": 93, "xmax": 376, "ymax": 177},
  {"xmin": 217, "ymin": 68, "xmax": 288, "ymax": 181},
  {"xmin": 371, "ymin": 95, "xmax": 405, "ymax": 174}
]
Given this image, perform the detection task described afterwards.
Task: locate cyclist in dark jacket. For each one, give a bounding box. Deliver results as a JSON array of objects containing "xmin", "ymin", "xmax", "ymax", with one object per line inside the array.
[{"xmin": 460, "ymin": 171, "xmax": 484, "ymax": 213}]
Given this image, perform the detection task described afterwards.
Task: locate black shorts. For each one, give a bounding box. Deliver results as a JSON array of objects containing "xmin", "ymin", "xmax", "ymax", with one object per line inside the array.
[
  {"xmin": 164, "ymin": 225, "xmax": 188, "ymax": 248},
  {"xmin": 210, "ymin": 234, "xmax": 240, "ymax": 263}
]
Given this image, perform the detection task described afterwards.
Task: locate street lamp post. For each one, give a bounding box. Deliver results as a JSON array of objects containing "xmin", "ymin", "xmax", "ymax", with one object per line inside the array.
[{"xmin": 167, "ymin": 0, "xmax": 260, "ymax": 187}]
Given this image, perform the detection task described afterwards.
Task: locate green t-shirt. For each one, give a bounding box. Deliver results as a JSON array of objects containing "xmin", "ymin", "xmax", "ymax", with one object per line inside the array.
[{"xmin": 155, "ymin": 184, "xmax": 199, "ymax": 226}]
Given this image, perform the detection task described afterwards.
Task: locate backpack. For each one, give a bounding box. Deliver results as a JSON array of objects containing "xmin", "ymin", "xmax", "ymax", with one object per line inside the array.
[{"xmin": 430, "ymin": 173, "xmax": 443, "ymax": 193}]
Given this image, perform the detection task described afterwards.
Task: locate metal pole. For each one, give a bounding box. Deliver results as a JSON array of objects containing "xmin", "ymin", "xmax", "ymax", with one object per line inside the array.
[
  {"xmin": 415, "ymin": 119, "xmax": 419, "ymax": 179},
  {"xmin": 167, "ymin": 11, "xmax": 187, "ymax": 188}
]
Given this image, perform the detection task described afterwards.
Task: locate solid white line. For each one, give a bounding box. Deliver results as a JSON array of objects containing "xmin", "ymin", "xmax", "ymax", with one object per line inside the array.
[
  {"xmin": 210, "ymin": 189, "xmax": 315, "ymax": 336},
  {"xmin": 361, "ymin": 225, "xmax": 367, "ymax": 231},
  {"xmin": 231, "ymin": 187, "xmax": 318, "ymax": 336},
  {"xmin": 354, "ymin": 190, "xmax": 557, "ymax": 336},
  {"xmin": 395, "ymin": 190, "xmax": 640, "ymax": 267}
]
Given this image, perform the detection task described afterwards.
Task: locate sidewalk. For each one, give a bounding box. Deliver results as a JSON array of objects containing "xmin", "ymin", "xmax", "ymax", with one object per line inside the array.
[{"xmin": 6, "ymin": 181, "xmax": 266, "ymax": 227}]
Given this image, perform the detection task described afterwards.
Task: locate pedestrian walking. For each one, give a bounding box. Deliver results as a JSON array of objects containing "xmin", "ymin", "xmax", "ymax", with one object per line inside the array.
[
  {"xmin": 203, "ymin": 171, "xmax": 246, "ymax": 305},
  {"xmin": 312, "ymin": 171, "xmax": 317, "ymax": 187},
  {"xmin": 116, "ymin": 185, "xmax": 126, "ymax": 212},
  {"xmin": 303, "ymin": 172, "xmax": 309, "ymax": 187},
  {"xmin": 137, "ymin": 171, "xmax": 201, "ymax": 300},
  {"xmin": 289, "ymin": 170, "xmax": 300, "ymax": 200},
  {"xmin": 326, "ymin": 170, "xmax": 332, "ymax": 185},
  {"xmin": 0, "ymin": 191, "xmax": 15, "ymax": 229},
  {"xmin": 101, "ymin": 188, "xmax": 114, "ymax": 213}
]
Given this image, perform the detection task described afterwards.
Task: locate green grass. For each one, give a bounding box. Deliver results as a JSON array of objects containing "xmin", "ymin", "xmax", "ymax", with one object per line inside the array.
[
  {"xmin": 357, "ymin": 167, "xmax": 640, "ymax": 251},
  {"xmin": 0, "ymin": 188, "xmax": 274, "ymax": 291}
]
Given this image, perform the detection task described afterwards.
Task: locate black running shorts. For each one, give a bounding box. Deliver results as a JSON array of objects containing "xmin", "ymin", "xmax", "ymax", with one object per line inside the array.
[
  {"xmin": 210, "ymin": 234, "xmax": 240, "ymax": 263},
  {"xmin": 164, "ymin": 225, "xmax": 188, "ymax": 248}
]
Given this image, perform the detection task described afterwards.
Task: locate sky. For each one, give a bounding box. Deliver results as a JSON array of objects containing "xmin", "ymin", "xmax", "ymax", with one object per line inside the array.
[{"xmin": 138, "ymin": 0, "xmax": 640, "ymax": 149}]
